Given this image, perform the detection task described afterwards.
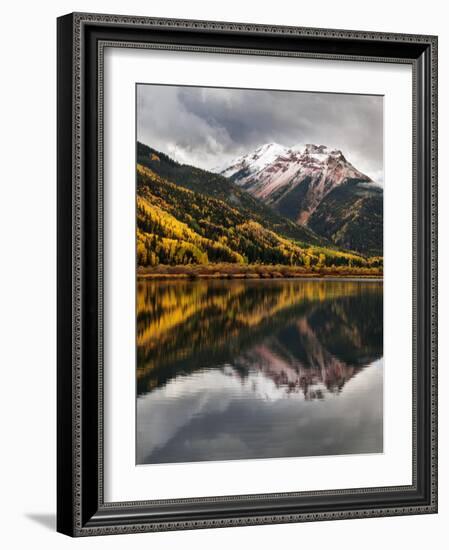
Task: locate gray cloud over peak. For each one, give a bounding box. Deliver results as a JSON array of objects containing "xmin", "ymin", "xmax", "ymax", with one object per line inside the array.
[{"xmin": 137, "ymin": 84, "xmax": 383, "ymax": 183}]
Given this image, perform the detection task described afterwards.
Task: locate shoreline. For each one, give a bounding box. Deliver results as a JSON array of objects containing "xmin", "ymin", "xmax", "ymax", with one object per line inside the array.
[
  {"xmin": 137, "ymin": 270, "xmax": 383, "ymax": 281},
  {"xmin": 137, "ymin": 262, "xmax": 383, "ymax": 281},
  {"xmin": 137, "ymin": 274, "xmax": 383, "ymax": 282}
]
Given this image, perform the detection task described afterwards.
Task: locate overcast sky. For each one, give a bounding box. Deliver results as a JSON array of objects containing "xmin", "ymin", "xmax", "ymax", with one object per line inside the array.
[{"xmin": 137, "ymin": 84, "xmax": 384, "ymax": 184}]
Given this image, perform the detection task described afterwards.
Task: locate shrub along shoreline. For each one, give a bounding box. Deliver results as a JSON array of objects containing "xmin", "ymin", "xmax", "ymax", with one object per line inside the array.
[{"xmin": 137, "ymin": 263, "xmax": 383, "ymax": 280}]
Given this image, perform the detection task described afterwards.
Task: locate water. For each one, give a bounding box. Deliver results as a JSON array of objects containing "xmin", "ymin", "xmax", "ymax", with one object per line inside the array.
[{"xmin": 136, "ymin": 278, "xmax": 383, "ymax": 464}]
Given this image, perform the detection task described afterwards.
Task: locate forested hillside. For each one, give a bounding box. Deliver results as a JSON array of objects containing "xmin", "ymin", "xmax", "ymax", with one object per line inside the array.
[
  {"xmin": 136, "ymin": 162, "xmax": 380, "ymax": 272},
  {"xmin": 137, "ymin": 142, "xmax": 325, "ymax": 246},
  {"xmin": 308, "ymin": 181, "xmax": 383, "ymax": 256}
]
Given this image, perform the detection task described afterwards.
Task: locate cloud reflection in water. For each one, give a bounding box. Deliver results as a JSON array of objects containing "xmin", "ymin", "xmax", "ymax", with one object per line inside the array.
[{"xmin": 136, "ymin": 279, "xmax": 383, "ymax": 464}]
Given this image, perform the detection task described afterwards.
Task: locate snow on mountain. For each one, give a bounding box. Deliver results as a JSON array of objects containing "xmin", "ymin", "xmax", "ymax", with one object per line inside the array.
[
  {"xmin": 216, "ymin": 142, "xmax": 381, "ymax": 225},
  {"xmin": 216, "ymin": 142, "xmax": 290, "ymax": 180}
]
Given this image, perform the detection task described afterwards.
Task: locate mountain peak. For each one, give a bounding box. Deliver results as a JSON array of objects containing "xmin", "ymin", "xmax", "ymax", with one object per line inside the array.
[
  {"xmin": 218, "ymin": 141, "xmax": 378, "ymax": 228},
  {"xmin": 304, "ymin": 144, "xmax": 328, "ymax": 154},
  {"xmin": 301, "ymin": 144, "xmax": 345, "ymax": 158},
  {"xmin": 218, "ymin": 142, "xmax": 289, "ymax": 179},
  {"xmin": 251, "ymin": 142, "xmax": 288, "ymax": 157},
  {"xmin": 256, "ymin": 142, "xmax": 284, "ymax": 151}
]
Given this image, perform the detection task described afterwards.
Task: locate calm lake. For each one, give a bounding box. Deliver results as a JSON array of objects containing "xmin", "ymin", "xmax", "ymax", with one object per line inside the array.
[{"xmin": 136, "ymin": 278, "xmax": 383, "ymax": 464}]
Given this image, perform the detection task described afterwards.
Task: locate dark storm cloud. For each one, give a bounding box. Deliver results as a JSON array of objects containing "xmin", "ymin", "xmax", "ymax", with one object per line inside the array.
[{"xmin": 137, "ymin": 84, "xmax": 383, "ymax": 183}]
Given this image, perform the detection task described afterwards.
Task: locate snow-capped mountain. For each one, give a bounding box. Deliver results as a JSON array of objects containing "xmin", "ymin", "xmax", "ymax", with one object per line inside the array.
[
  {"xmin": 216, "ymin": 143, "xmax": 383, "ymax": 255},
  {"xmin": 218, "ymin": 142, "xmax": 290, "ymax": 180},
  {"xmin": 217, "ymin": 143, "xmax": 379, "ymax": 224}
]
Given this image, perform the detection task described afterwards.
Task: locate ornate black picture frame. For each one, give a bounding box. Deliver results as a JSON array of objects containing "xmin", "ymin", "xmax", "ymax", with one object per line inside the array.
[{"xmin": 57, "ymin": 12, "xmax": 438, "ymax": 536}]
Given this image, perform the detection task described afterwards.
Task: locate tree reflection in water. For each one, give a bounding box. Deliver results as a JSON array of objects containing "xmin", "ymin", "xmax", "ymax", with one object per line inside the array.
[
  {"xmin": 136, "ymin": 279, "xmax": 383, "ymax": 463},
  {"xmin": 137, "ymin": 279, "xmax": 382, "ymax": 398}
]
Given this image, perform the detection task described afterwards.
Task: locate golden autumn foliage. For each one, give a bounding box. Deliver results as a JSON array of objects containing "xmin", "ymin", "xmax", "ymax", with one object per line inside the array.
[
  {"xmin": 136, "ymin": 163, "xmax": 383, "ymax": 276},
  {"xmin": 136, "ymin": 279, "xmax": 382, "ymax": 379}
]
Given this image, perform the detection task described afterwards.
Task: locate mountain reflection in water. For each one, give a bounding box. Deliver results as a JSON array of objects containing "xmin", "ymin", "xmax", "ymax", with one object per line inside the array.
[{"xmin": 137, "ymin": 279, "xmax": 383, "ymax": 464}]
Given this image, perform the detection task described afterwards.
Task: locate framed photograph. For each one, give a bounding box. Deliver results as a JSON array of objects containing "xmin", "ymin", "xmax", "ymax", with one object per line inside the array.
[{"xmin": 57, "ymin": 12, "xmax": 438, "ymax": 536}]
